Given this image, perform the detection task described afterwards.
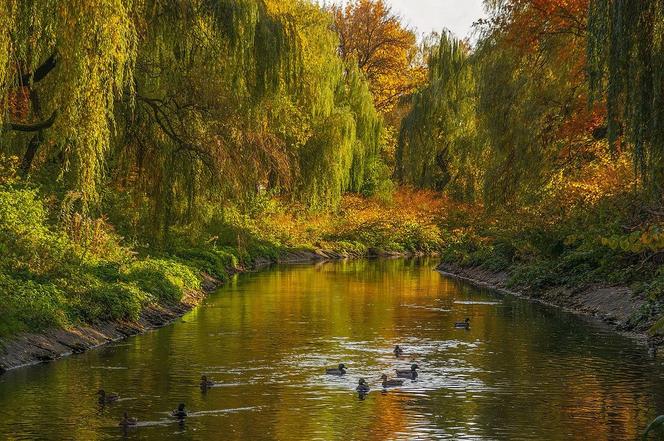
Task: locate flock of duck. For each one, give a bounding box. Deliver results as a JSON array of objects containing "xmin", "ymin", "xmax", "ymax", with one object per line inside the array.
[
  {"xmin": 105, "ymin": 318, "xmax": 471, "ymax": 428},
  {"xmin": 330, "ymin": 318, "xmax": 472, "ymax": 398}
]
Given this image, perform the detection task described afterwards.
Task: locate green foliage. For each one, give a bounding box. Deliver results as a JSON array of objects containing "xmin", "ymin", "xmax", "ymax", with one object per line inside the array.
[
  {"xmin": 326, "ymin": 217, "xmax": 442, "ymax": 254},
  {"xmin": 0, "ymin": 272, "xmax": 68, "ymax": 335},
  {"xmin": 589, "ymin": 0, "xmax": 664, "ymax": 198},
  {"xmin": 0, "ymin": 184, "xmax": 206, "ymax": 335},
  {"xmin": 122, "ymin": 258, "xmax": 200, "ymax": 304},
  {"xmin": 601, "ymin": 226, "xmax": 664, "ymax": 254},
  {"xmin": 0, "ymin": 185, "xmax": 70, "ymax": 274},
  {"xmin": 174, "ymin": 247, "xmax": 239, "ymax": 281},
  {"xmin": 398, "ymin": 32, "xmax": 477, "ymax": 195}
]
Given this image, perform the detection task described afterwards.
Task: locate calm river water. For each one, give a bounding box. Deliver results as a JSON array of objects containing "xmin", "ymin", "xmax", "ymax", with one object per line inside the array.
[{"xmin": 0, "ymin": 258, "xmax": 662, "ymax": 440}]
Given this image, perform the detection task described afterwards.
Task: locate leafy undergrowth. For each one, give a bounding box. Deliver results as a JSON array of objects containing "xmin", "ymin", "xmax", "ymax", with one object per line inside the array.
[
  {"xmin": 0, "ymin": 184, "xmax": 443, "ymax": 337},
  {"xmin": 436, "ymin": 160, "xmax": 664, "ymax": 333},
  {"xmin": 0, "ymin": 186, "xmax": 202, "ymax": 336}
]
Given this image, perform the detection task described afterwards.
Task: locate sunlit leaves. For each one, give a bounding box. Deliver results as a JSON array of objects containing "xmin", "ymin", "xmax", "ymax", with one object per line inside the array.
[{"xmin": 331, "ymin": 0, "xmax": 420, "ymax": 113}]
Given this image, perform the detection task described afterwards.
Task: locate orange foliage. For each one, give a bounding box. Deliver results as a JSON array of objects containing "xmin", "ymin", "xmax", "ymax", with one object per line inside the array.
[{"xmin": 332, "ymin": 0, "xmax": 423, "ymax": 113}]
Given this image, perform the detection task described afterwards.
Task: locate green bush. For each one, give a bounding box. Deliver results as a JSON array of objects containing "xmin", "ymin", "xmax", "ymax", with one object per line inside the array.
[
  {"xmin": 0, "ymin": 185, "xmax": 70, "ymax": 274},
  {"xmin": 174, "ymin": 247, "xmax": 238, "ymax": 280},
  {"xmin": 122, "ymin": 258, "xmax": 200, "ymax": 304},
  {"xmin": 77, "ymin": 282, "xmax": 149, "ymax": 322},
  {"xmin": 0, "ymin": 273, "xmax": 69, "ymax": 336}
]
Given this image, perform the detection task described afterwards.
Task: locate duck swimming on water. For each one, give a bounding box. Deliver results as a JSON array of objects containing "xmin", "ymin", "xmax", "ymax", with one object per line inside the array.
[
  {"xmin": 118, "ymin": 412, "xmax": 138, "ymax": 427},
  {"xmin": 455, "ymin": 318, "xmax": 471, "ymax": 329},
  {"xmin": 172, "ymin": 403, "xmax": 187, "ymax": 419},
  {"xmin": 393, "ymin": 345, "xmax": 404, "ymax": 357},
  {"xmin": 326, "ymin": 363, "xmax": 347, "ymax": 375},
  {"xmin": 200, "ymin": 375, "xmax": 215, "ymax": 389},
  {"xmin": 97, "ymin": 389, "xmax": 119, "ymax": 404},
  {"xmin": 396, "ymin": 364, "xmax": 419, "ymax": 379},
  {"xmin": 356, "ymin": 378, "xmax": 370, "ymax": 394},
  {"xmin": 381, "ymin": 374, "xmax": 404, "ymax": 388}
]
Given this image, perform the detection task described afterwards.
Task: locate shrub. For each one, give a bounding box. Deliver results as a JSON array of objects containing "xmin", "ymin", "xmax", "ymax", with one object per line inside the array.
[
  {"xmin": 0, "ymin": 273, "xmax": 69, "ymax": 336},
  {"xmin": 122, "ymin": 258, "xmax": 200, "ymax": 304},
  {"xmin": 77, "ymin": 282, "xmax": 149, "ymax": 322}
]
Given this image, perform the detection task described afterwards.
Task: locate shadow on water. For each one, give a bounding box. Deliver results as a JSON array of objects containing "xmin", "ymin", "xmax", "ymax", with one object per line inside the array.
[{"xmin": 0, "ymin": 258, "xmax": 663, "ymax": 440}]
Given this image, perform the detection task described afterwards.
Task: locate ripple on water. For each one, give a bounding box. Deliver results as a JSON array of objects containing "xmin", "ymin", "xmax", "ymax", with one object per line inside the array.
[{"xmin": 402, "ymin": 303, "xmax": 453, "ymax": 312}]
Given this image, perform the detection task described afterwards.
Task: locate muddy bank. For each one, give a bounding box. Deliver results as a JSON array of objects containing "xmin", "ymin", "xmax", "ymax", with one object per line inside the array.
[
  {"xmin": 0, "ymin": 249, "xmax": 342, "ymax": 374},
  {"xmin": 437, "ymin": 262, "xmax": 663, "ymax": 347}
]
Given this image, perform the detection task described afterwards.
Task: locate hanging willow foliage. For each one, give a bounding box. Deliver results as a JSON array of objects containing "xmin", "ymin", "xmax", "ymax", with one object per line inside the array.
[
  {"xmin": 292, "ymin": 2, "xmax": 382, "ymax": 209},
  {"xmin": 398, "ymin": 32, "xmax": 477, "ymax": 196},
  {"xmin": 4, "ymin": 0, "xmax": 137, "ymax": 207},
  {"xmin": 343, "ymin": 63, "xmax": 383, "ymax": 193},
  {"xmin": 1, "ymin": 0, "xmax": 383, "ymax": 244},
  {"xmin": 588, "ymin": 0, "xmax": 664, "ymax": 197},
  {"xmin": 114, "ymin": 0, "xmax": 303, "ymax": 242},
  {"xmin": 297, "ymin": 109, "xmax": 357, "ymax": 209},
  {"xmin": 0, "ymin": 1, "xmax": 16, "ymax": 128}
]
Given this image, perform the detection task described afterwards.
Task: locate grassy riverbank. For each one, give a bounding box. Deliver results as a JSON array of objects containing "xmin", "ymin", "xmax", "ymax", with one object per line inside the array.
[
  {"xmin": 0, "ymin": 183, "xmax": 442, "ymax": 339},
  {"xmin": 434, "ymin": 183, "xmax": 664, "ymax": 339}
]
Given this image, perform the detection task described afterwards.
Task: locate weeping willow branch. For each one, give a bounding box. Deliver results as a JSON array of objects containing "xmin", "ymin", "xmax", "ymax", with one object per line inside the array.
[
  {"xmin": 588, "ymin": 0, "xmax": 664, "ymax": 198},
  {"xmin": 4, "ymin": 111, "xmax": 57, "ymax": 132},
  {"xmin": 18, "ymin": 53, "xmax": 57, "ymax": 86}
]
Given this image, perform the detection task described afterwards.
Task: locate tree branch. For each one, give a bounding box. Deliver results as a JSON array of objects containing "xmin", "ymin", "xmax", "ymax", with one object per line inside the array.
[
  {"xmin": 18, "ymin": 54, "xmax": 57, "ymax": 86},
  {"xmin": 5, "ymin": 111, "xmax": 58, "ymax": 132}
]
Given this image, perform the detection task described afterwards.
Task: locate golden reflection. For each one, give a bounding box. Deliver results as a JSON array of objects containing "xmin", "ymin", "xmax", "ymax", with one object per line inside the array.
[{"xmin": 0, "ymin": 258, "xmax": 662, "ymax": 440}]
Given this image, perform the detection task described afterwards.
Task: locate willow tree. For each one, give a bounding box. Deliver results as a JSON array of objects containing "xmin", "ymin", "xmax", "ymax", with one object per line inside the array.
[
  {"xmin": 0, "ymin": 0, "xmax": 136, "ymax": 207},
  {"xmin": 293, "ymin": 2, "xmax": 383, "ymax": 209},
  {"xmin": 472, "ymin": 0, "xmax": 594, "ymax": 206},
  {"xmin": 397, "ymin": 32, "xmax": 478, "ymax": 197},
  {"xmin": 111, "ymin": 0, "xmax": 302, "ymax": 243},
  {"xmin": 588, "ymin": 0, "xmax": 664, "ymax": 198}
]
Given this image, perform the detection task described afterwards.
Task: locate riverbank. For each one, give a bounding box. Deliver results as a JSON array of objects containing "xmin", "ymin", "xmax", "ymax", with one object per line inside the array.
[
  {"xmin": 437, "ymin": 262, "xmax": 663, "ymax": 347},
  {"xmin": 0, "ymin": 249, "xmax": 349, "ymax": 373}
]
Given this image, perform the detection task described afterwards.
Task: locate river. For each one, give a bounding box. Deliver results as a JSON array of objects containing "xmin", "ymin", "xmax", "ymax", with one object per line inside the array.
[{"xmin": 0, "ymin": 258, "xmax": 662, "ymax": 440}]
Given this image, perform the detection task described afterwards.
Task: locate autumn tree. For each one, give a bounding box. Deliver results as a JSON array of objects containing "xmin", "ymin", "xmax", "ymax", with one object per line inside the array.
[{"xmin": 331, "ymin": 0, "xmax": 421, "ymax": 113}]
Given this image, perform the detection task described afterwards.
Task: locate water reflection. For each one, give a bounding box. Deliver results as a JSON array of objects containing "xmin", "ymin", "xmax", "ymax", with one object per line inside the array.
[{"xmin": 0, "ymin": 258, "xmax": 662, "ymax": 440}]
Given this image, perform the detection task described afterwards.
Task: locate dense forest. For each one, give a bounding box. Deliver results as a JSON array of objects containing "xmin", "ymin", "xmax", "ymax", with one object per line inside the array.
[{"xmin": 0, "ymin": 0, "xmax": 662, "ymax": 342}]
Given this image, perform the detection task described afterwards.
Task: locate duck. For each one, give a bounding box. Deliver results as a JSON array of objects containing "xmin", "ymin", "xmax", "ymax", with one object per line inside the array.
[
  {"xmin": 396, "ymin": 364, "xmax": 419, "ymax": 379},
  {"xmin": 118, "ymin": 412, "xmax": 138, "ymax": 427},
  {"xmin": 642, "ymin": 415, "xmax": 664, "ymax": 440},
  {"xmin": 381, "ymin": 374, "xmax": 404, "ymax": 388},
  {"xmin": 172, "ymin": 403, "xmax": 187, "ymax": 419},
  {"xmin": 200, "ymin": 375, "xmax": 215, "ymax": 389},
  {"xmin": 455, "ymin": 318, "xmax": 471, "ymax": 329},
  {"xmin": 97, "ymin": 389, "xmax": 120, "ymax": 404},
  {"xmin": 393, "ymin": 345, "xmax": 404, "ymax": 357},
  {"xmin": 325, "ymin": 363, "xmax": 347, "ymax": 375},
  {"xmin": 356, "ymin": 378, "xmax": 370, "ymax": 394}
]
